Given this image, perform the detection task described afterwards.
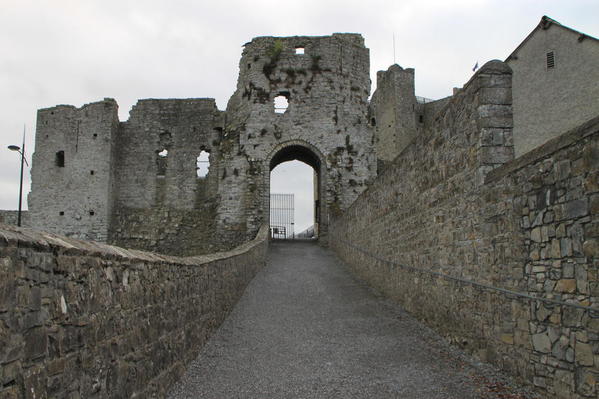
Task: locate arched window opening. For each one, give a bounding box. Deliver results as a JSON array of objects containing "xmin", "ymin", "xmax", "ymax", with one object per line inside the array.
[
  {"xmin": 274, "ymin": 94, "xmax": 289, "ymax": 114},
  {"xmin": 196, "ymin": 150, "xmax": 210, "ymax": 178},
  {"xmin": 295, "ymin": 47, "xmax": 305, "ymax": 55}
]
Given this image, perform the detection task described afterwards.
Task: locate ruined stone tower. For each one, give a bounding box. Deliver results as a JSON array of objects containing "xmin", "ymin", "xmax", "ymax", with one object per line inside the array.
[{"xmin": 27, "ymin": 33, "xmax": 377, "ymax": 254}]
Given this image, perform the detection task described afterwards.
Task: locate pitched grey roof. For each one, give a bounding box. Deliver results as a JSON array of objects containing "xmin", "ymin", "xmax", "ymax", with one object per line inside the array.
[{"xmin": 506, "ymin": 15, "xmax": 599, "ymax": 62}]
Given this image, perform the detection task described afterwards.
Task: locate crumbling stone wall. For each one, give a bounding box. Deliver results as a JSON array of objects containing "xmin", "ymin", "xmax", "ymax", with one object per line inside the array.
[
  {"xmin": 221, "ymin": 34, "xmax": 376, "ymax": 243},
  {"xmin": 331, "ymin": 60, "xmax": 599, "ymax": 398},
  {"xmin": 369, "ymin": 65, "xmax": 417, "ymax": 166},
  {"xmin": 369, "ymin": 64, "xmax": 453, "ymax": 172},
  {"xmin": 28, "ymin": 99, "xmax": 120, "ymax": 242},
  {"xmin": 0, "ymin": 223, "xmax": 268, "ymax": 398},
  {"xmin": 26, "ymin": 34, "xmax": 377, "ymax": 254},
  {"xmin": 0, "ymin": 211, "xmax": 29, "ymax": 227},
  {"xmin": 110, "ymin": 99, "xmax": 225, "ymax": 255}
]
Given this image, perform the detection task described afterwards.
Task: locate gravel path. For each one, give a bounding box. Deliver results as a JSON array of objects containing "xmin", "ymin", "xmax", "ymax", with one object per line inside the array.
[{"xmin": 167, "ymin": 241, "xmax": 537, "ymax": 399}]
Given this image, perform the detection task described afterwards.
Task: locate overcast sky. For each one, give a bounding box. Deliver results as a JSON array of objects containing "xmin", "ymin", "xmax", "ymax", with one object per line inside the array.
[{"xmin": 1, "ymin": 0, "xmax": 598, "ymax": 231}]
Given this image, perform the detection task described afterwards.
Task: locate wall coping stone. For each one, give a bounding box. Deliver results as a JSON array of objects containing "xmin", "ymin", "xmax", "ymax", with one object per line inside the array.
[
  {"xmin": 485, "ymin": 114, "xmax": 599, "ymax": 184},
  {"xmin": 0, "ymin": 223, "xmax": 269, "ymax": 265}
]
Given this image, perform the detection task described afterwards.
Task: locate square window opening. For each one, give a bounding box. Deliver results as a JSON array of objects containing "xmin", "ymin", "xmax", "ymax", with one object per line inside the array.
[{"xmin": 274, "ymin": 94, "xmax": 289, "ymax": 114}]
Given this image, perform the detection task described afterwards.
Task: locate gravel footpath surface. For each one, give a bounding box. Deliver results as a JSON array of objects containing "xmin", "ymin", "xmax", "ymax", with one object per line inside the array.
[{"xmin": 167, "ymin": 241, "xmax": 538, "ymax": 399}]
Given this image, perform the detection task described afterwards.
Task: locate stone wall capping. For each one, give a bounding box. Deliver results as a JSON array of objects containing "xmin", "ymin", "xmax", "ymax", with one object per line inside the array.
[
  {"xmin": 462, "ymin": 60, "xmax": 513, "ymax": 93},
  {"xmin": 0, "ymin": 222, "xmax": 269, "ymax": 266},
  {"xmin": 485, "ymin": 115, "xmax": 599, "ymax": 184}
]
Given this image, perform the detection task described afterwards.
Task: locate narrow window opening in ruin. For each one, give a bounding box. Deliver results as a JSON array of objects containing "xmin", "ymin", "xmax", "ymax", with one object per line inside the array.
[
  {"xmin": 93, "ymin": 133, "xmax": 98, "ymax": 138},
  {"xmin": 419, "ymin": 115, "xmax": 424, "ymax": 123},
  {"xmin": 55, "ymin": 151, "xmax": 65, "ymax": 167},
  {"xmin": 546, "ymin": 51, "xmax": 555, "ymax": 69},
  {"xmin": 90, "ymin": 170, "xmax": 95, "ymax": 175},
  {"xmin": 156, "ymin": 149, "xmax": 168, "ymax": 177},
  {"xmin": 196, "ymin": 150, "xmax": 210, "ymax": 178},
  {"xmin": 371, "ymin": 118, "xmax": 376, "ymax": 126},
  {"xmin": 295, "ymin": 47, "xmax": 305, "ymax": 55},
  {"xmin": 274, "ymin": 94, "xmax": 289, "ymax": 114},
  {"xmin": 89, "ymin": 210, "xmax": 95, "ymax": 216},
  {"xmin": 59, "ymin": 211, "xmax": 64, "ymax": 216}
]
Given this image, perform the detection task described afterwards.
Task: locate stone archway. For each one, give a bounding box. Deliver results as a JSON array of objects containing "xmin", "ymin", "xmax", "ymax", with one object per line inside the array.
[{"xmin": 264, "ymin": 140, "xmax": 328, "ymax": 241}]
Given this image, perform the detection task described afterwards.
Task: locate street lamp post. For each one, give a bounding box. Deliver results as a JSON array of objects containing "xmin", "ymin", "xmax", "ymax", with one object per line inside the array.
[{"xmin": 8, "ymin": 127, "xmax": 28, "ymax": 227}]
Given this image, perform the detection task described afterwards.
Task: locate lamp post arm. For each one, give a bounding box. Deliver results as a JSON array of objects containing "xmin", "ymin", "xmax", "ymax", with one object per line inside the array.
[{"xmin": 18, "ymin": 150, "xmax": 29, "ymax": 166}]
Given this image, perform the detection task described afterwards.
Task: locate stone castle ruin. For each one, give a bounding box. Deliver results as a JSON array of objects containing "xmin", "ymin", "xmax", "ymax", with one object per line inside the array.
[
  {"xmin": 2, "ymin": 20, "xmax": 598, "ymax": 398},
  {"xmin": 27, "ymin": 34, "xmax": 380, "ymax": 254},
  {"xmin": 26, "ymin": 33, "xmax": 473, "ymax": 255}
]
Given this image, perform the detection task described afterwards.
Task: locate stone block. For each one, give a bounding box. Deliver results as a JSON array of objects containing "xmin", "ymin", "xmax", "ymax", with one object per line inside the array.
[
  {"xmin": 560, "ymin": 238, "xmax": 573, "ymax": 257},
  {"xmin": 477, "ymin": 74, "xmax": 512, "ymax": 89},
  {"xmin": 583, "ymin": 239, "xmax": 598, "ymax": 259},
  {"xmin": 553, "ymin": 369, "xmax": 574, "ymax": 398},
  {"xmin": 585, "ymin": 222, "xmax": 599, "ymax": 238},
  {"xmin": 481, "ymin": 146, "xmax": 514, "ymax": 164},
  {"xmin": 480, "ymin": 128, "xmax": 505, "ymax": 146},
  {"xmin": 590, "ymin": 194, "xmax": 599, "ymax": 214},
  {"xmin": 550, "ymin": 239, "xmax": 561, "ymax": 258},
  {"xmin": 0, "ymin": 386, "xmax": 19, "ymax": 399},
  {"xmin": 576, "ymin": 342, "xmax": 594, "ymax": 366},
  {"xmin": 576, "ymin": 369, "xmax": 596, "ymax": 397},
  {"xmin": 563, "ymin": 308, "xmax": 585, "ymax": 327},
  {"xmin": 533, "ymin": 376, "xmax": 547, "ymax": 387},
  {"xmin": 24, "ymin": 327, "xmax": 47, "ymax": 362},
  {"xmin": 531, "ymin": 227, "xmax": 542, "ymax": 243},
  {"xmin": 22, "ymin": 366, "xmax": 47, "ymax": 399},
  {"xmin": 585, "ymin": 172, "xmax": 599, "ymax": 193},
  {"xmin": 583, "ymin": 142, "xmax": 599, "ymax": 170},
  {"xmin": 477, "ymin": 104, "xmax": 512, "ymax": 118},
  {"xmin": 532, "ymin": 332, "xmax": 552, "ymax": 353},
  {"xmin": 0, "ymin": 360, "xmax": 20, "ymax": 386},
  {"xmin": 551, "ymin": 335, "xmax": 570, "ymax": 360},
  {"xmin": 478, "ymin": 87, "xmax": 512, "ymax": 105},
  {"xmin": 555, "ymin": 279, "xmax": 576, "ymax": 293},
  {"xmin": 563, "ymin": 199, "xmax": 588, "ymax": 219},
  {"xmin": 500, "ymin": 333, "xmax": 514, "ymax": 345},
  {"xmin": 563, "ymin": 263, "xmax": 575, "ymax": 278}
]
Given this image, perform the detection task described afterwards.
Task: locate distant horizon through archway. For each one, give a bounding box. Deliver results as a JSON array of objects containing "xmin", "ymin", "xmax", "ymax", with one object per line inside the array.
[
  {"xmin": 270, "ymin": 160, "xmax": 314, "ymax": 238},
  {"xmin": 266, "ymin": 142, "xmax": 326, "ymax": 240}
]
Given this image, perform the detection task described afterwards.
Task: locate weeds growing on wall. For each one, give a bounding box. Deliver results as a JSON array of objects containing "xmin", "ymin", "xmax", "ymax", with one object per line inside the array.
[{"xmin": 263, "ymin": 39, "xmax": 285, "ymax": 77}]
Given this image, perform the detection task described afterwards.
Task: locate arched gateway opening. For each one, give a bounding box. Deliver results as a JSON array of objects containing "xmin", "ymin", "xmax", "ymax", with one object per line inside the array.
[{"xmin": 267, "ymin": 142, "xmax": 325, "ymax": 240}]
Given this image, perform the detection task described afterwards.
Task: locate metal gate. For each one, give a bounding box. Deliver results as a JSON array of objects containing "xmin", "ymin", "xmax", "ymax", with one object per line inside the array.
[{"xmin": 270, "ymin": 193, "xmax": 294, "ymax": 239}]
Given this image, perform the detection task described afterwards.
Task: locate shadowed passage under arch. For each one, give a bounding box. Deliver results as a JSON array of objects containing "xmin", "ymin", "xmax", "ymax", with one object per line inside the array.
[{"xmin": 270, "ymin": 144, "xmax": 321, "ymax": 172}]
